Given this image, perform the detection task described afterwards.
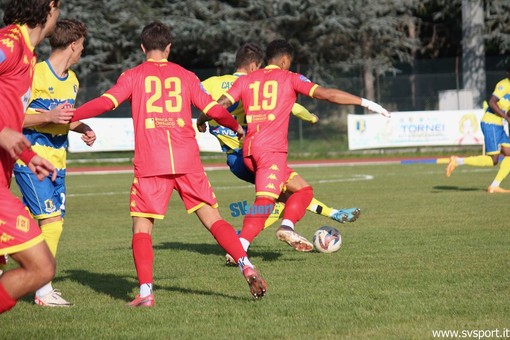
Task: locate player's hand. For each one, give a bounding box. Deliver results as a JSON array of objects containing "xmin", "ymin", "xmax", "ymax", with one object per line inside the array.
[
  {"xmin": 361, "ymin": 98, "xmax": 391, "ymax": 118},
  {"xmin": 235, "ymin": 124, "xmax": 245, "ymax": 140},
  {"xmin": 197, "ymin": 122, "xmax": 207, "ymax": 133},
  {"xmin": 35, "ymin": 102, "xmax": 75, "ymax": 124},
  {"xmin": 310, "ymin": 114, "xmax": 319, "ymax": 125},
  {"xmin": 27, "ymin": 155, "xmax": 56, "ymax": 181},
  {"xmin": 81, "ymin": 128, "xmax": 97, "ymax": 147},
  {"xmin": 0, "ymin": 127, "xmax": 32, "ymax": 159}
]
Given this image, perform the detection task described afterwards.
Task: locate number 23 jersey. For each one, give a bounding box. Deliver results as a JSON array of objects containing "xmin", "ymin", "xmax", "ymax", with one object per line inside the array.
[{"xmin": 104, "ymin": 59, "xmax": 216, "ymax": 177}]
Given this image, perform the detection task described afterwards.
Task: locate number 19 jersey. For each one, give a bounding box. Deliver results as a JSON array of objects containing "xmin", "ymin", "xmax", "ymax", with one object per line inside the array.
[{"xmin": 224, "ymin": 65, "xmax": 318, "ymax": 156}]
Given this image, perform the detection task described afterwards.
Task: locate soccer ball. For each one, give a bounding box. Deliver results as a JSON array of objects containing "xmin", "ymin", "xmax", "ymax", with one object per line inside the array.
[{"xmin": 313, "ymin": 226, "xmax": 342, "ymax": 253}]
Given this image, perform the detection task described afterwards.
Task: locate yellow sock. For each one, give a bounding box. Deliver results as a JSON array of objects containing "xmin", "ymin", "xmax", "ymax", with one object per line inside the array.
[
  {"xmin": 463, "ymin": 155, "xmax": 494, "ymax": 167},
  {"xmin": 41, "ymin": 220, "xmax": 63, "ymax": 257},
  {"xmin": 264, "ymin": 202, "xmax": 284, "ymax": 229},
  {"xmin": 494, "ymin": 157, "xmax": 510, "ymax": 183},
  {"xmin": 307, "ymin": 197, "xmax": 333, "ymax": 218}
]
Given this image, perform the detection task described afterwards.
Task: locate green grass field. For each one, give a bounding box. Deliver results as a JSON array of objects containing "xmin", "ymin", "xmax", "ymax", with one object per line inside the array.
[{"xmin": 2, "ymin": 162, "xmax": 509, "ymax": 339}]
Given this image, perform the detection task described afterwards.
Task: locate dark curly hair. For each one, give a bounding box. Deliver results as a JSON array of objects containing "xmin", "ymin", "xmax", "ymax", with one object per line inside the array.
[
  {"xmin": 3, "ymin": 0, "xmax": 60, "ymax": 28},
  {"xmin": 266, "ymin": 39, "xmax": 294, "ymax": 61}
]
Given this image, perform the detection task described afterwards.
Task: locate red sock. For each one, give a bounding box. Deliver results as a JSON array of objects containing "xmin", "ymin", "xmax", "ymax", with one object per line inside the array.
[
  {"xmin": 282, "ymin": 186, "xmax": 314, "ymax": 224},
  {"xmin": 0, "ymin": 283, "xmax": 16, "ymax": 314},
  {"xmin": 132, "ymin": 233, "xmax": 153, "ymax": 285},
  {"xmin": 239, "ymin": 197, "xmax": 274, "ymax": 243},
  {"xmin": 210, "ymin": 220, "xmax": 247, "ymax": 263}
]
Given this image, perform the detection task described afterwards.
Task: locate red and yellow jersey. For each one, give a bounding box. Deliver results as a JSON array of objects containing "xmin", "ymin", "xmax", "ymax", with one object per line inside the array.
[
  {"xmin": 483, "ymin": 77, "xmax": 510, "ymax": 125},
  {"xmin": 224, "ymin": 65, "xmax": 318, "ymax": 156},
  {"xmin": 0, "ymin": 24, "xmax": 37, "ymax": 187},
  {"xmin": 102, "ymin": 59, "xmax": 217, "ymax": 176}
]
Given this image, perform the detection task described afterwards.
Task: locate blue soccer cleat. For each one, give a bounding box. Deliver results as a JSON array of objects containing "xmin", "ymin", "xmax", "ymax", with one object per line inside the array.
[{"xmin": 331, "ymin": 208, "xmax": 361, "ymax": 223}]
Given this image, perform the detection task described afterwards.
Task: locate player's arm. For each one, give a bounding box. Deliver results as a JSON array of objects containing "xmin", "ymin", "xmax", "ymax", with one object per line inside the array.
[
  {"xmin": 24, "ymin": 102, "xmax": 75, "ymax": 127},
  {"xmin": 196, "ymin": 112, "xmax": 212, "ymax": 133},
  {"xmin": 291, "ymin": 103, "xmax": 318, "ymax": 124},
  {"xmin": 70, "ymin": 121, "xmax": 96, "ymax": 147},
  {"xmin": 312, "ymin": 86, "xmax": 390, "ymax": 117},
  {"xmin": 488, "ymin": 94, "xmax": 510, "ymax": 123}
]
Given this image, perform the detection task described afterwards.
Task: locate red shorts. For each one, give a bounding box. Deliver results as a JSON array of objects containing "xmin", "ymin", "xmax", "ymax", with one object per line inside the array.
[
  {"xmin": 0, "ymin": 187, "xmax": 44, "ymax": 255},
  {"xmin": 130, "ymin": 172, "xmax": 218, "ymax": 219},
  {"xmin": 243, "ymin": 152, "xmax": 294, "ymax": 199}
]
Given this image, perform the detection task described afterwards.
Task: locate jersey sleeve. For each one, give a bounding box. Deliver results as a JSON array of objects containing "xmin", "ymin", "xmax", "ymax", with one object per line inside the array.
[
  {"xmin": 291, "ymin": 103, "xmax": 317, "ymax": 123},
  {"xmin": 492, "ymin": 80, "xmax": 509, "ymax": 100},
  {"xmin": 224, "ymin": 76, "xmax": 243, "ymax": 105},
  {"xmin": 292, "ymin": 73, "xmax": 319, "ymax": 98}
]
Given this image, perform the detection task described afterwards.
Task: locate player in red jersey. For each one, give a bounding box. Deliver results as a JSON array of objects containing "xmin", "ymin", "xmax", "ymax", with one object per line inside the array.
[
  {"xmin": 0, "ymin": 0, "xmax": 61, "ymax": 314},
  {"xmin": 71, "ymin": 21, "xmax": 266, "ymax": 304},
  {"xmin": 217, "ymin": 39, "xmax": 390, "ymax": 253}
]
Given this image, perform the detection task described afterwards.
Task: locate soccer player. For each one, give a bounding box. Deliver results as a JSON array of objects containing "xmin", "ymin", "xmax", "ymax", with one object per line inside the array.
[
  {"xmin": 216, "ymin": 39, "xmax": 390, "ymax": 254},
  {"xmin": 13, "ymin": 19, "xmax": 95, "ymax": 307},
  {"xmin": 0, "ymin": 0, "xmax": 61, "ymax": 314},
  {"xmin": 198, "ymin": 43, "xmax": 360, "ymax": 232},
  {"xmin": 446, "ymin": 66, "xmax": 510, "ymax": 193},
  {"xmin": 71, "ymin": 21, "xmax": 267, "ymax": 304}
]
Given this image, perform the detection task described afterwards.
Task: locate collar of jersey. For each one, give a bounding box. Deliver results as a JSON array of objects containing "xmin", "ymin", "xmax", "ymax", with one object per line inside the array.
[
  {"xmin": 265, "ymin": 65, "xmax": 281, "ymax": 70},
  {"xmin": 147, "ymin": 58, "xmax": 168, "ymax": 62},
  {"xmin": 16, "ymin": 24, "xmax": 34, "ymax": 52},
  {"xmin": 233, "ymin": 72, "xmax": 246, "ymax": 77}
]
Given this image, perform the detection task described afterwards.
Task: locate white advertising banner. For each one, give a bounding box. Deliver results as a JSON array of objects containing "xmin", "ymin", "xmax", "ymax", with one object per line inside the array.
[
  {"xmin": 347, "ymin": 110, "xmax": 485, "ymax": 150},
  {"xmin": 68, "ymin": 118, "xmax": 222, "ymax": 153}
]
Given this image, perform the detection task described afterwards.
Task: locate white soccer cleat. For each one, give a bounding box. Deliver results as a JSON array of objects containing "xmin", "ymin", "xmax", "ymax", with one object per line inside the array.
[
  {"xmin": 276, "ymin": 226, "xmax": 314, "ymax": 252},
  {"xmin": 34, "ymin": 289, "xmax": 73, "ymax": 307}
]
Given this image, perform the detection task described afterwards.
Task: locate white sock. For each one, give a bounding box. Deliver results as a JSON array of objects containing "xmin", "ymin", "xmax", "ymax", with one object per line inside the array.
[
  {"xmin": 237, "ymin": 256, "xmax": 253, "ymax": 272},
  {"xmin": 281, "ymin": 219, "xmax": 295, "ymax": 230},
  {"xmin": 490, "ymin": 180, "xmax": 501, "ymax": 187},
  {"xmin": 457, "ymin": 158, "xmax": 465, "ymax": 165},
  {"xmin": 140, "ymin": 283, "xmax": 153, "ymax": 297},
  {"xmin": 36, "ymin": 283, "xmax": 53, "ymax": 298},
  {"xmin": 239, "ymin": 238, "xmax": 250, "ymax": 252}
]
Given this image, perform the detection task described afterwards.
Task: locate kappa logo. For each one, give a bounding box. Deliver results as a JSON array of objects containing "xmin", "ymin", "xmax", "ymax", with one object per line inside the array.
[
  {"xmin": 269, "ymin": 164, "xmax": 280, "ymax": 171},
  {"xmin": 0, "ymin": 232, "xmax": 14, "ymax": 243},
  {"xmin": 265, "ymin": 183, "xmax": 276, "ymax": 190},
  {"xmin": 267, "ymin": 174, "xmax": 277, "ymax": 180},
  {"xmin": 130, "ymin": 200, "xmax": 136, "ymax": 208},
  {"xmin": 16, "ymin": 215, "xmax": 30, "ymax": 232}
]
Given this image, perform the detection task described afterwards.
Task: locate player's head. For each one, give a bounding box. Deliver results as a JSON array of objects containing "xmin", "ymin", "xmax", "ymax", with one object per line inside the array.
[
  {"xmin": 141, "ymin": 21, "xmax": 173, "ymax": 55},
  {"xmin": 235, "ymin": 43, "xmax": 264, "ymax": 73},
  {"xmin": 50, "ymin": 19, "xmax": 87, "ymax": 65},
  {"xmin": 266, "ymin": 39, "xmax": 294, "ymax": 70},
  {"xmin": 3, "ymin": 0, "xmax": 61, "ymax": 33}
]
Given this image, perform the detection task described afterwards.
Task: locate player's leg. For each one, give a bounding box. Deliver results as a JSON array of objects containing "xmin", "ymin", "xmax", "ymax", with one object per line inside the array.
[
  {"xmin": 0, "ymin": 189, "xmax": 55, "ymax": 313},
  {"xmin": 14, "ymin": 171, "xmax": 71, "ymax": 306},
  {"xmin": 127, "ymin": 176, "xmax": 171, "ymax": 307},
  {"xmin": 181, "ymin": 172, "xmax": 266, "ymax": 299},
  {"xmin": 446, "ymin": 122, "xmax": 499, "ymax": 177},
  {"xmin": 488, "ymin": 140, "xmax": 510, "ymax": 193},
  {"xmin": 276, "ymin": 173, "xmax": 314, "ymax": 252}
]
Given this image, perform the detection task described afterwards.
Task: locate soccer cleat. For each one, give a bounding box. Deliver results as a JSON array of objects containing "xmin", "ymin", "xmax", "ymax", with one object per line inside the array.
[
  {"xmin": 331, "ymin": 208, "xmax": 361, "ymax": 223},
  {"xmin": 242, "ymin": 266, "xmax": 267, "ymax": 299},
  {"xmin": 276, "ymin": 226, "xmax": 314, "ymax": 252},
  {"xmin": 446, "ymin": 156, "xmax": 458, "ymax": 177},
  {"xmin": 34, "ymin": 289, "xmax": 73, "ymax": 307},
  {"xmin": 225, "ymin": 253, "xmax": 237, "ymax": 267},
  {"xmin": 487, "ymin": 186, "xmax": 510, "ymax": 193},
  {"xmin": 127, "ymin": 294, "xmax": 155, "ymax": 307}
]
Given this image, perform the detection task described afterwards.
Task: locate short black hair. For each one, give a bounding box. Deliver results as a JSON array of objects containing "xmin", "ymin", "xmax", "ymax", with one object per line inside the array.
[
  {"xmin": 235, "ymin": 43, "xmax": 264, "ymax": 69},
  {"xmin": 266, "ymin": 39, "xmax": 294, "ymax": 61},
  {"xmin": 141, "ymin": 21, "xmax": 173, "ymax": 52},
  {"xmin": 3, "ymin": 0, "xmax": 59, "ymax": 28}
]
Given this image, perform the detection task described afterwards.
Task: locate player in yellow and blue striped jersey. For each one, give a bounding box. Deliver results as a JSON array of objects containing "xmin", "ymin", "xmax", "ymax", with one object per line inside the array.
[{"xmin": 13, "ymin": 19, "xmax": 96, "ymax": 307}]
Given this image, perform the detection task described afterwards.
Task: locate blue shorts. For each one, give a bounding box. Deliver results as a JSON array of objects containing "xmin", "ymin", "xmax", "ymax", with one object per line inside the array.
[
  {"xmin": 226, "ymin": 149, "xmax": 255, "ymax": 184},
  {"xmin": 14, "ymin": 171, "xmax": 66, "ymax": 220},
  {"xmin": 481, "ymin": 121, "xmax": 510, "ymax": 155}
]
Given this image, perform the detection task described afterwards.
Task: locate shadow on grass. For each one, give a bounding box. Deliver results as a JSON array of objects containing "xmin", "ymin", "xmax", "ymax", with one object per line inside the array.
[
  {"xmin": 432, "ymin": 185, "xmax": 482, "ymax": 192},
  {"xmin": 54, "ymin": 269, "xmax": 249, "ymax": 302},
  {"xmin": 153, "ymin": 241, "xmax": 284, "ymax": 262}
]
